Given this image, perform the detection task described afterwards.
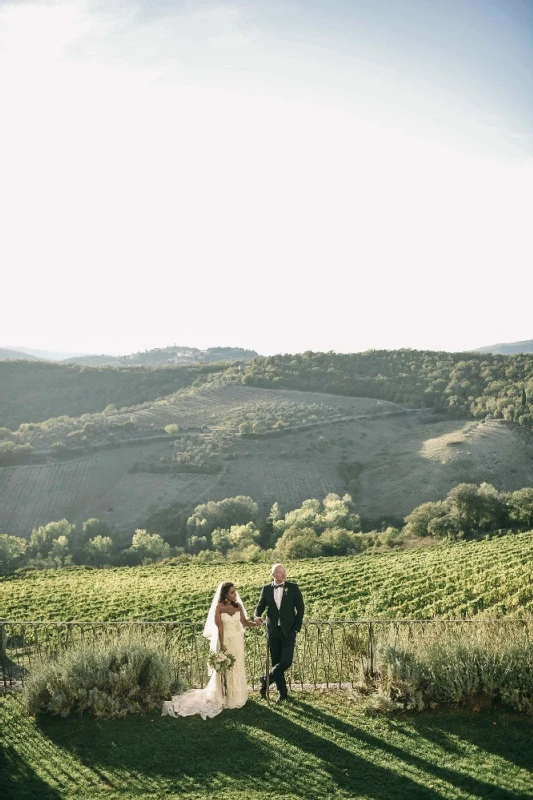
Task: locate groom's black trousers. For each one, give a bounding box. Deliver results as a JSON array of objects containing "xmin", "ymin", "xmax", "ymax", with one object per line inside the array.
[{"xmin": 267, "ymin": 626, "xmax": 296, "ymax": 696}]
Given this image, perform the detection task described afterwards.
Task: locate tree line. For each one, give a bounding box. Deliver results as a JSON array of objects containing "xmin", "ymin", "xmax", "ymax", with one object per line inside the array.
[
  {"xmin": 242, "ymin": 350, "xmax": 533, "ymax": 428},
  {"xmin": 2, "ymin": 483, "xmax": 532, "ymax": 575}
]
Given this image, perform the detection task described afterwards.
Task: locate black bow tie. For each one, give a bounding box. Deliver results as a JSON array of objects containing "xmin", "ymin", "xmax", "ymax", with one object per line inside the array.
[{"xmin": 273, "ymin": 583, "xmax": 285, "ymax": 589}]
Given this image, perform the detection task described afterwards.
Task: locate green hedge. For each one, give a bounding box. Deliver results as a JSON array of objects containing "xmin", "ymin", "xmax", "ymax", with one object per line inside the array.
[{"xmin": 24, "ymin": 642, "xmax": 185, "ymax": 718}]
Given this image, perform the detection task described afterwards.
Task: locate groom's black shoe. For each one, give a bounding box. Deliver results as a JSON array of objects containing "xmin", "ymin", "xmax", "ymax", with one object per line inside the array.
[
  {"xmin": 259, "ymin": 676, "xmax": 268, "ymax": 700},
  {"xmin": 276, "ymin": 693, "xmax": 288, "ymax": 704}
]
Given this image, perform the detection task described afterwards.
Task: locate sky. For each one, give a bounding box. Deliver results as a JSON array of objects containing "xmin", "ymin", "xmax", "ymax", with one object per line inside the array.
[{"xmin": 1, "ymin": 0, "xmax": 532, "ymax": 357}]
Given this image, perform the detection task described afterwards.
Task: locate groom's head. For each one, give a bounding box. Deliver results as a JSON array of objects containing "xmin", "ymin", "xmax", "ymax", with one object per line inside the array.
[{"xmin": 271, "ymin": 563, "xmax": 287, "ymax": 583}]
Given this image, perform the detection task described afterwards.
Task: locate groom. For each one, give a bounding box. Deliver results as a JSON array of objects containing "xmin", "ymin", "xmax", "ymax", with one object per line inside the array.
[{"xmin": 254, "ymin": 563, "xmax": 305, "ymax": 703}]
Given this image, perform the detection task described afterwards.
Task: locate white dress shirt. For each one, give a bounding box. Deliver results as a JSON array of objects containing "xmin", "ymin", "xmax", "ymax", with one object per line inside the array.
[{"xmin": 273, "ymin": 583, "xmax": 284, "ymax": 615}]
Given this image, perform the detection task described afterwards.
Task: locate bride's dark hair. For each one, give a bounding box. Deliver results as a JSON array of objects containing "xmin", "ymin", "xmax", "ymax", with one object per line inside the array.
[{"xmin": 219, "ymin": 581, "xmax": 238, "ymax": 607}]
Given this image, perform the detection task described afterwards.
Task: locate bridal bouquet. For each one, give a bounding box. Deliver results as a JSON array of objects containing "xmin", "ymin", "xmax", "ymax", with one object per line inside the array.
[{"xmin": 208, "ymin": 647, "xmax": 236, "ymax": 696}]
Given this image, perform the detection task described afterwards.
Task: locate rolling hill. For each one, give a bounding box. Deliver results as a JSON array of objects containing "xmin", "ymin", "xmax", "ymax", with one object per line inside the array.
[
  {"xmin": 0, "ymin": 348, "xmax": 42, "ymax": 361},
  {"xmin": 1, "ymin": 381, "xmax": 532, "ymax": 537},
  {"xmin": 1, "ymin": 348, "xmax": 532, "ymax": 539},
  {"xmin": 3, "ymin": 347, "xmax": 533, "ymax": 432},
  {"xmin": 3, "ymin": 346, "xmax": 88, "ymax": 361},
  {"xmin": 0, "ymin": 344, "xmax": 259, "ymax": 365},
  {"xmin": 0, "ymin": 360, "xmax": 231, "ymax": 429},
  {"xmin": 62, "ymin": 345, "xmax": 259, "ymax": 366},
  {"xmin": 473, "ymin": 339, "xmax": 533, "ymax": 355},
  {"xmin": 0, "ymin": 387, "xmax": 401, "ymax": 534}
]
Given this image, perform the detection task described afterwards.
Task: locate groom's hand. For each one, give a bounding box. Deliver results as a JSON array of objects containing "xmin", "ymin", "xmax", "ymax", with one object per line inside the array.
[{"xmin": 254, "ymin": 617, "xmax": 264, "ymax": 626}]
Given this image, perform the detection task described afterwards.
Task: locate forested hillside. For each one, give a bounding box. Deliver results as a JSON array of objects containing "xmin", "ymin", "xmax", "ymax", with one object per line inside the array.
[
  {"xmin": 3, "ymin": 349, "xmax": 532, "ymax": 433},
  {"xmin": 66, "ymin": 345, "xmax": 259, "ymax": 367},
  {"xmin": 242, "ymin": 350, "xmax": 533, "ymax": 428},
  {"xmin": 0, "ymin": 361, "xmax": 230, "ymax": 428}
]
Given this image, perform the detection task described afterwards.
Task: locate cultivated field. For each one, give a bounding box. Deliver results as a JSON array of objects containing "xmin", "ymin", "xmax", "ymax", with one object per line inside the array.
[
  {"xmin": 3, "ymin": 531, "xmax": 533, "ymax": 621},
  {"xmin": 0, "ymin": 387, "xmax": 401, "ymax": 534},
  {"xmin": 2, "ymin": 384, "xmax": 533, "ymax": 536},
  {"xmin": 0, "ymin": 441, "xmax": 179, "ymax": 535}
]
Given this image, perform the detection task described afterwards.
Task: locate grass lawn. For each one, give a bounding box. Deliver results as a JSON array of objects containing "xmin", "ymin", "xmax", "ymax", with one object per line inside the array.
[{"xmin": 1, "ymin": 691, "xmax": 532, "ymax": 800}]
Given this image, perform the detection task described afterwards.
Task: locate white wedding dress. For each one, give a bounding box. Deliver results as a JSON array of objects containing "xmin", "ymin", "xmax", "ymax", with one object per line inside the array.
[{"xmin": 162, "ymin": 611, "xmax": 248, "ymax": 720}]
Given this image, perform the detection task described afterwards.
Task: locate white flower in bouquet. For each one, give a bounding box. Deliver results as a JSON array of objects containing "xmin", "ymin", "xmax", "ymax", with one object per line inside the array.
[{"xmin": 207, "ymin": 647, "xmax": 236, "ymax": 695}]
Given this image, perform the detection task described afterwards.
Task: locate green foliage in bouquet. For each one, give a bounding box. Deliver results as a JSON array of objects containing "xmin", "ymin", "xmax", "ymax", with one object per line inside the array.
[
  {"xmin": 207, "ymin": 647, "xmax": 236, "ymax": 695},
  {"xmin": 207, "ymin": 647, "xmax": 236, "ymax": 674}
]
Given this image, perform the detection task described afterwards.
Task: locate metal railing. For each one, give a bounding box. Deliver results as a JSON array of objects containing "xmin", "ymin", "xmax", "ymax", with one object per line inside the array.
[{"xmin": 2, "ymin": 618, "xmax": 532, "ymax": 694}]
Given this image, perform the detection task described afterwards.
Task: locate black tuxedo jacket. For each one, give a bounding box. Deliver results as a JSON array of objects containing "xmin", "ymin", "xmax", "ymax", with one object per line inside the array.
[{"xmin": 254, "ymin": 581, "xmax": 305, "ymax": 637}]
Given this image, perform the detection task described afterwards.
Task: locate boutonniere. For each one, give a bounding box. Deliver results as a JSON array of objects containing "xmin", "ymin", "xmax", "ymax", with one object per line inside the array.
[{"xmin": 283, "ymin": 587, "xmax": 288, "ymax": 595}]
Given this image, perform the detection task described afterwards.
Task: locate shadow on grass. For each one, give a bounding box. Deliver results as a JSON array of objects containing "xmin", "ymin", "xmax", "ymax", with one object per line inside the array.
[
  {"xmin": 393, "ymin": 707, "xmax": 533, "ymax": 774},
  {"xmin": 37, "ymin": 698, "xmax": 445, "ymax": 799},
  {"xmin": 291, "ymin": 696, "xmax": 533, "ymax": 799},
  {"xmin": 0, "ymin": 745, "xmax": 62, "ymax": 800},
  {"xmin": 32, "ymin": 693, "xmax": 533, "ymax": 799}
]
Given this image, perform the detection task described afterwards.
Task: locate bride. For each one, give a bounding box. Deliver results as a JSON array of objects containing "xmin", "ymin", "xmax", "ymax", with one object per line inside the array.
[{"xmin": 162, "ymin": 581, "xmax": 259, "ymax": 719}]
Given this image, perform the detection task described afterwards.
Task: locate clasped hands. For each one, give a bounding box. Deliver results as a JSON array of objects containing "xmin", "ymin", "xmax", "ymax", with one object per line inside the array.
[{"xmin": 253, "ymin": 617, "xmax": 265, "ymax": 626}]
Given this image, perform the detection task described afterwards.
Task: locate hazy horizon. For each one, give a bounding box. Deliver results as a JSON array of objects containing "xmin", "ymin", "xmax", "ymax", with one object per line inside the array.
[
  {"xmin": 1, "ymin": 0, "xmax": 532, "ymax": 357},
  {"xmin": 4, "ymin": 334, "xmax": 532, "ymax": 360}
]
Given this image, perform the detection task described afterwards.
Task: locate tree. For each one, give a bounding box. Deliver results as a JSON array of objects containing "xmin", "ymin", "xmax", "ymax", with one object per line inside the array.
[
  {"xmin": 273, "ymin": 499, "xmax": 321, "ymax": 535},
  {"xmin": 212, "ymin": 522, "xmax": 259, "ymax": 554},
  {"xmin": 0, "ymin": 441, "xmax": 32, "ymax": 465},
  {"xmin": 403, "ymin": 502, "xmax": 445, "ymax": 538},
  {"xmin": 506, "ymin": 488, "xmax": 533, "ymax": 527},
  {"xmin": 427, "ymin": 514, "xmax": 462, "ymax": 540},
  {"xmin": 274, "ymin": 495, "xmax": 360, "ymax": 537},
  {"xmin": 0, "ymin": 534, "xmax": 27, "ymax": 575},
  {"xmin": 83, "ymin": 421, "xmax": 101, "ymax": 436},
  {"xmin": 276, "ymin": 526, "xmax": 323, "ymax": 559},
  {"xmin": 210, "ymin": 527, "xmax": 231, "ymax": 554},
  {"xmin": 322, "ymin": 493, "xmax": 361, "ymax": 532},
  {"xmin": 280, "ymin": 532, "xmax": 322, "ymax": 559},
  {"xmin": 445, "ymin": 482, "xmax": 503, "ymax": 535},
  {"xmin": 30, "ymin": 519, "xmax": 74, "ymax": 558},
  {"xmin": 236, "ymin": 544, "xmax": 263, "ymax": 563},
  {"xmin": 381, "ymin": 526, "xmax": 402, "ymax": 548},
  {"xmin": 84, "ymin": 535, "xmax": 114, "ymax": 566},
  {"xmin": 69, "ymin": 518, "xmax": 111, "ymax": 562},
  {"xmin": 83, "ymin": 518, "xmax": 111, "ymax": 538},
  {"xmin": 164, "ymin": 424, "xmax": 180, "ymax": 435},
  {"xmin": 186, "ymin": 496, "xmax": 259, "ymax": 541},
  {"xmin": 187, "ymin": 535, "xmax": 209, "ymax": 554},
  {"xmin": 130, "ymin": 529, "xmax": 171, "ymax": 562},
  {"xmin": 50, "ymin": 535, "xmax": 71, "ymax": 564},
  {"xmin": 320, "ymin": 528, "xmax": 362, "ymax": 556}
]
